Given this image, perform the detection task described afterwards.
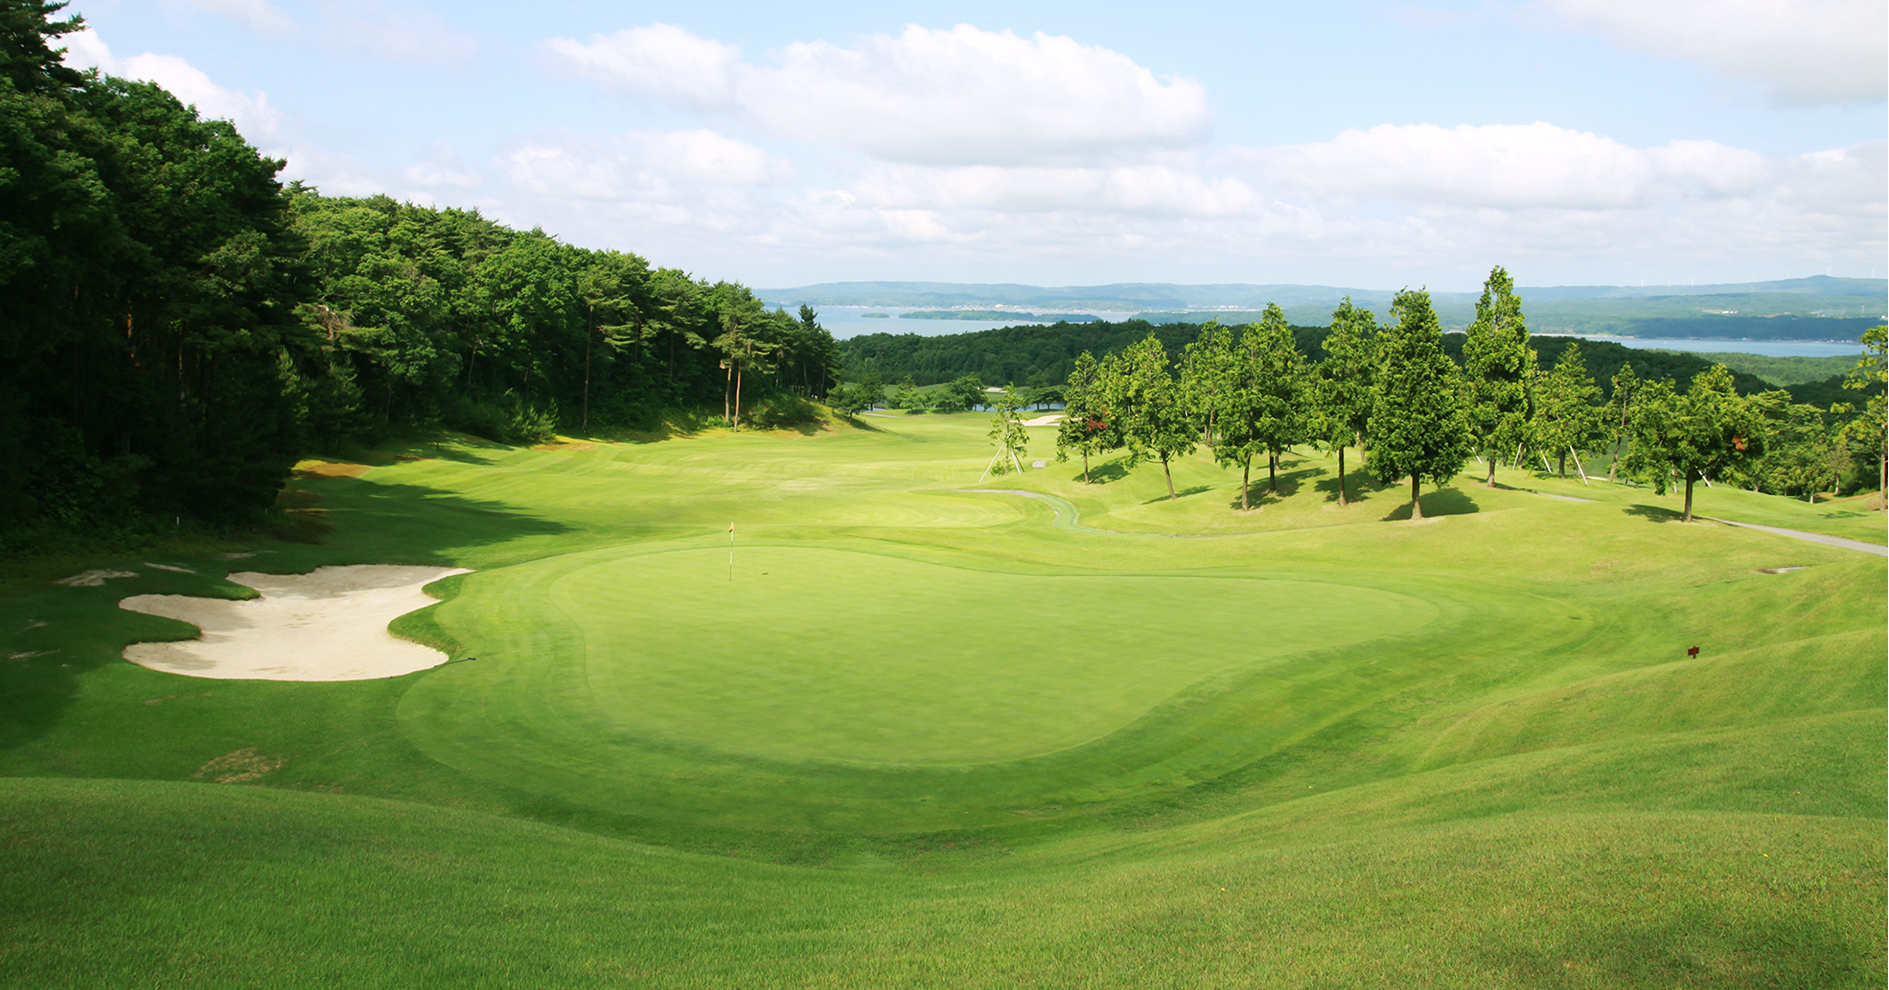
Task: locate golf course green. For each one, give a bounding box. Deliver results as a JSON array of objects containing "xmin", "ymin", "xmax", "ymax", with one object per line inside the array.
[{"xmin": 2, "ymin": 412, "xmax": 1883, "ymax": 988}]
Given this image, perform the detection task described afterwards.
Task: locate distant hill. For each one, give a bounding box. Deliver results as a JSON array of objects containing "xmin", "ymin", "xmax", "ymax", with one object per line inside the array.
[{"xmin": 766, "ymin": 276, "xmax": 1886, "ymax": 341}]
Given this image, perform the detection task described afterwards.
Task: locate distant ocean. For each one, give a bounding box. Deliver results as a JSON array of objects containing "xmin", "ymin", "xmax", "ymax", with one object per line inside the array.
[{"xmin": 807, "ymin": 307, "xmax": 1865, "ymax": 358}]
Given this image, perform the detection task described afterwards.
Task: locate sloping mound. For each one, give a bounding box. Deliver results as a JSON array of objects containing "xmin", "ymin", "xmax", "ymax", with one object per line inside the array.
[{"xmin": 119, "ymin": 565, "xmax": 468, "ymax": 681}]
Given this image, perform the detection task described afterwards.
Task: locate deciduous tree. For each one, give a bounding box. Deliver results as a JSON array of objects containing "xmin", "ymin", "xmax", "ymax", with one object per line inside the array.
[{"xmin": 1624, "ymin": 364, "xmax": 1764, "ymax": 522}]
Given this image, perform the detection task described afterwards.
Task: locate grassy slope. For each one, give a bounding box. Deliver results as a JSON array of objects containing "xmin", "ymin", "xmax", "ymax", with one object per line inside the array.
[{"xmin": 1, "ymin": 413, "xmax": 1882, "ymax": 987}]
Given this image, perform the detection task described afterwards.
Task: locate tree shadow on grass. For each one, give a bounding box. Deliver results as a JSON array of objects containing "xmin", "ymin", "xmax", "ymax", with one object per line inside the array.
[
  {"xmin": 1086, "ymin": 459, "xmax": 1132, "ymax": 483},
  {"xmin": 1379, "ymin": 488, "xmax": 1481, "ymax": 521},
  {"xmin": 1229, "ymin": 467, "xmax": 1320, "ymax": 510},
  {"xmin": 1624, "ymin": 503, "xmax": 1687, "ymax": 524},
  {"xmin": 1313, "ymin": 467, "xmax": 1393, "ymax": 505},
  {"xmin": 1144, "ymin": 485, "xmax": 1213, "ymax": 505},
  {"xmin": 0, "ymin": 476, "xmax": 574, "ymax": 754}
]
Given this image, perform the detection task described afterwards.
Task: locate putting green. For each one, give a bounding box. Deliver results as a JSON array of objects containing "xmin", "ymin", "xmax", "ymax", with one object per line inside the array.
[{"xmin": 398, "ymin": 542, "xmax": 1452, "ymax": 829}]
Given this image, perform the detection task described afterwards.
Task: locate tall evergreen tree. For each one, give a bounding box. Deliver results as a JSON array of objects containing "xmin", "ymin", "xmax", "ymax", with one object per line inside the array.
[
  {"xmin": 1605, "ymin": 362, "xmax": 1641, "ymax": 482},
  {"xmin": 1055, "ymin": 350, "xmax": 1117, "ymax": 483},
  {"xmin": 1242, "ymin": 304, "xmax": 1306, "ymax": 495},
  {"xmin": 1311, "ymin": 298, "xmax": 1378, "ymax": 506},
  {"xmin": 1530, "ymin": 340, "xmax": 1605, "ymax": 477},
  {"xmin": 1461, "ymin": 266, "xmax": 1534, "ymax": 485},
  {"xmin": 1368, "ymin": 289, "xmax": 1472, "ymax": 520},
  {"xmin": 1111, "ymin": 335, "xmax": 1196, "ymax": 500}
]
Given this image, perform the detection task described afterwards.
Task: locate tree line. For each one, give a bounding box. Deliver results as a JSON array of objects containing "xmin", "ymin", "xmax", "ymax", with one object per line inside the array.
[
  {"xmin": 1042, "ymin": 270, "xmax": 1886, "ymax": 519},
  {"xmin": 0, "ymin": 2, "xmax": 838, "ymax": 541}
]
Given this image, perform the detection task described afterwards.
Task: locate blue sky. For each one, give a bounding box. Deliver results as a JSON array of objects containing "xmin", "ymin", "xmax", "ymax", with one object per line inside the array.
[{"xmin": 61, "ymin": 0, "xmax": 1887, "ymax": 291}]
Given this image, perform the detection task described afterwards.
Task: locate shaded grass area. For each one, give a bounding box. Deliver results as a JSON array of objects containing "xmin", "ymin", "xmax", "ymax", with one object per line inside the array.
[{"xmin": 0, "ymin": 411, "xmax": 1883, "ymax": 986}]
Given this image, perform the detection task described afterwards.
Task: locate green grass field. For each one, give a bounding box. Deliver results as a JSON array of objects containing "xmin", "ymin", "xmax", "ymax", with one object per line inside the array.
[{"xmin": 2, "ymin": 412, "xmax": 1883, "ymax": 988}]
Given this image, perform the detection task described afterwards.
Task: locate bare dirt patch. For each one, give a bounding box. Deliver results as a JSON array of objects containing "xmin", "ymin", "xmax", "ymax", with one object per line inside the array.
[
  {"xmin": 194, "ymin": 747, "xmax": 284, "ymax": 783},
  {"xmin": 291, "ymin": 459, "xmax": 373, "ymax": 479},
  {"xmin": 119, "ymin": 565, "xmax": 471, "ymax": 681}
]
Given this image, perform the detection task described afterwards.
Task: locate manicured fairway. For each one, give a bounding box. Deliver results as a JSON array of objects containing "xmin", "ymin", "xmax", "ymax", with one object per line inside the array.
[{"xmin": 1, "ymin": 412, "xmax": 1882, "ymax": 987}]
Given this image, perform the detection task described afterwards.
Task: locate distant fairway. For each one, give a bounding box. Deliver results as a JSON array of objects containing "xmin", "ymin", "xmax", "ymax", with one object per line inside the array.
[{"xmin": 1, "ymin": 412, "xmax": 1882, "ymax": 987}]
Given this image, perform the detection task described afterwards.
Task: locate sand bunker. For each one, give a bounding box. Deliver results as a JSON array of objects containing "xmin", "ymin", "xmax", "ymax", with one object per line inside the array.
[
  {"xmin": 119, "ymin": 565, "xmax": 470, "ymax": 681},
  {"xmin": 1021, "ymin": 414, "xmax": 1064, "ymax": 427}
]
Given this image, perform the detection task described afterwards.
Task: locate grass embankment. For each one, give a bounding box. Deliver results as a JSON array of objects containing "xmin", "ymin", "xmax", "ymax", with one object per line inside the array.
[{"xmin": 2, "ymin": 412, "xmax": 1883, "ymax": 987}]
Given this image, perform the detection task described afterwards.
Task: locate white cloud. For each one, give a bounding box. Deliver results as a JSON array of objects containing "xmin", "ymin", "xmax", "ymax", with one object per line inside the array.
[
  {"xmin": 1533, "ymin": 0, "xmax": 1887, "ymax": 104},
  {"xmin": 313, "ymin": 0, "xmax": 479, "ymax": 67},
  {"xmin": 498, "ymin": 130, "xmax": 789, "ymax": 202},
  {"xmin": 403, "ymin": 143, "xmax": 481, "ymax": 189},
  {"xmin": 63, "ymin": 30, "xmax": 285, "ymax": 141},
  {"xmin": 163, "ymin": 0, "xmax": 297, "ymax": 36},
  {"xmin": 1256, "ymin": 122, "xmax": 1658, "ymax": 209},
  {"xmin": 542, "ymin": 23, "xmax": 742, "ymax": 110},
  {"xmin": 1250, "ymin": 122, "xmax": 1832, "ymax": 211},
  {"xmin": 541, "ymin": 23, "xmax": 1211, "ymax": 166},
  {"xmin": 855, "ymin": 164, "xmax": 1258, "ymax": 217}
]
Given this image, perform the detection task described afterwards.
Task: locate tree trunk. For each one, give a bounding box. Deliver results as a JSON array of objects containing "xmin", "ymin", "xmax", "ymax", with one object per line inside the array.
[
  {"xmin": 1410, "ymin": 474, "xmax": 1423, "ymax": 520},
  {"xmin": 1241, "ymin": 459, "xmax": 1250, "ymax": 510},
  {"xmin": 1162, "ymin": 454, "xmax": 1175, "ymax": 500},
  {"xmin": 1486, "ymin": 451, "xmax": 1497, "ymax": 486},
  {"xmin": 1336, "ymin": 447, "xmax": 1348, "ymax": 506},
  {"xmin": 723, "ymin": 362, "xmax": 732, "ymax": 425},
  {"xmin": 1268, "ymin": 453, "xmax": 1278, "ymax": 492},
  {"xmin": 1557, "ymin": 450, "xmax": 1568, "ymax": 477},
  {"xmin": 1081, "ymin": 451, "xmax": 1090, "ymax": 484},
  {"xmin": 1682, "ymin": 473, "xmax": 1696, "ymax": 522},
  {"xmin": 1608, "ymin": 405, "xmax": 1629, "ymax": 481},
  {"xmin": 733, "ymin": 365, "xmax": 744, "ymax": 433}
]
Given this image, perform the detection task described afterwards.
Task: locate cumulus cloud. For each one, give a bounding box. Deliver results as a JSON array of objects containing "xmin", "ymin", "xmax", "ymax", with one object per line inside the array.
[
  {"xmin": 542, "ymin": 23, "xmax": 742, "ymax": 110},
  {"xmin": 1533, "ymin": 0, "xmax": 1887, "ymax": 104},
  {"xmin": 498, "ymin": 130, "xmax": 789, "ymax": 201},
  {"xmin": 541, "ymin": 23, "xmax": 1210, "ymax": 166},
  {"xmin": 63, "ymin": 30, "xmax": 285, "ymax": 141},
  {"xmin": 855, "ymin": 164, "xmax": 1258, "ymax": 217},
  {"xmin": 163, "ymin": 0, "xmax": 297, "ymax": 36},
  {"xmin": 1248, "ymin": 122, "xmax": 1843, "ymax": 212}
]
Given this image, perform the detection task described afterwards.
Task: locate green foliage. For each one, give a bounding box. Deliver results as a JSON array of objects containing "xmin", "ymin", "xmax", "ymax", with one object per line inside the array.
[
  {"xmin": 1109, "ymin": 335, "xmax": 1197, "ymax": 499},
  {"xmin": 1529, "ymin": 341, "xmax": 1606, "ymax": 476},
  {"xmin": 1624, "ymin": 365, "xmax": 1767, "ymax": 521},
  {"xmin": 1054, "ymin": 351, "xmax": 1117, "ymax": 482},
  {"xmin": 932, "ymin": 375, "xmax": 988, "ymax": 414},
  {"xmin": 983, "ymin": 387, "xmax": 1029, "ymax": 477},
  {"xmin": 1368, "ymin": 289, "xmax": 1473, "ymax": 516},
  {"xmin": 1462, "ymin": 266, "xmax": 1535, "ymax": 483}
]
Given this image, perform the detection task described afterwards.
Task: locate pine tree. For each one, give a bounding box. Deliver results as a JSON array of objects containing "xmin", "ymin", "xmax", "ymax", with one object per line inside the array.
[
  {"xmin": 1605, "ymin": 363, "xmax": 1640, "ymax": 482},
  {"xmin": 1530, "ymin": 340, "xmax": 1605, "ymax": 478},
  {"xmin": 1461, "ymin": 266, "xmax": 1533, "ymax": 485},
  {"xmin": 1248, "ymin": 304, "xmax": 1306, "ymax": 495},
  {"xmin": 1310, "ymin": 298, "xmax": 1378, "ymax": 506},
  {"xmin": 1054, "ymin": 351, "xmax": 1117, "ymax": 483},
  {"xmin": 1112, "ymin": 335, "xmax": 1196, "ymax": 500},
  {"xmin": 1368, "ymin": 289, "xmax": 1472, "ymax": 520}
]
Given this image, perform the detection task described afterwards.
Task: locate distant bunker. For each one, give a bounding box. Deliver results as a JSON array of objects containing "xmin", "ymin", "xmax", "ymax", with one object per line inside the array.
[{"xmin": 120, "ymin": 565, "xmax": 469, "ymax": 681}]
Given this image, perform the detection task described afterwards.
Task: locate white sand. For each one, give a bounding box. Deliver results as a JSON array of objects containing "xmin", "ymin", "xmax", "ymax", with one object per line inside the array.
[
  {"xmin": 1021, "ymin": 414, "xmax": 1064, "ymax": 427},
  {"xmin": 119, "ymin": 565, "xmax": 470, "ymax": 681}
]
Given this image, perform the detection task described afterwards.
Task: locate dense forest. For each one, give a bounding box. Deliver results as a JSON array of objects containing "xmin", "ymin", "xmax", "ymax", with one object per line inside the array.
[
  {"xmin": 0, "ymin": 3, "xmax": 836, "ymax": 543},
  {"xmin": 835, "ymin": 318, "xmax": 1845, "ymax": 403}
]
